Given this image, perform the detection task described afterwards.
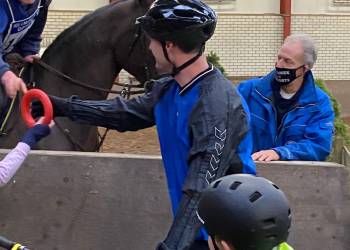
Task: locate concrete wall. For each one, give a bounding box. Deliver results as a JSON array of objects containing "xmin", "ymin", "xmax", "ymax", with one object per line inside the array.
[{"xmin": 0, "ymin": 151, "xmax": 349, "ymax": 250}]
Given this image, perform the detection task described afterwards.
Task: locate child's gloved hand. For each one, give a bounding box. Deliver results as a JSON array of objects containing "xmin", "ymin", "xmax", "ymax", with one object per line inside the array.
[{"xmin": 20, "ymin": 123, "xmax": 51, "ymax": 149}]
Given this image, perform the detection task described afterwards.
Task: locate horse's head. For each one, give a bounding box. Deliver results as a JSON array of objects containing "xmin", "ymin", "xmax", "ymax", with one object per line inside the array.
[{"xmin": 109, "ymin": 0, "xmax": 157, "ymax": 84}]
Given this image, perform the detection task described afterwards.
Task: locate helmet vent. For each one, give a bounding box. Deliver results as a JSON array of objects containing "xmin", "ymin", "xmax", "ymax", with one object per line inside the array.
[
  {"xmin": 263, "ymin": 218, "xmax": 276, "ymax": 229},
  {"xmin": 272, "ymin": 184, "xmax": 280, "ymax": 190},
  {"xmin": 249, "ymin": 191, "xmax": 262, "ymax": 202},
  {"xmin": 230, "ymin": 181, "xmax": 242, "ymax": 190},
  {"xmin": 266, "ymin": 234, "xmax": 277, "ymax": 240},
  {"xmin": 212, "ymin": 180, "xmax": 222, "ymax": 188}
]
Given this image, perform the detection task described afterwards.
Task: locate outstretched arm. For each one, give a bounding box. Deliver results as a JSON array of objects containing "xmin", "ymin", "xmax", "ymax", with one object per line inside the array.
[
  {"xmin": 0, "ymin": 123, "xmax": 51, "ymax": 187},
  {"xmin": 66, "ymin": 94, "xmax": 156, "ymax": 131},
  {"xmin": 0, "ymin": 143, "xmax": 30, "ymax": 187}
]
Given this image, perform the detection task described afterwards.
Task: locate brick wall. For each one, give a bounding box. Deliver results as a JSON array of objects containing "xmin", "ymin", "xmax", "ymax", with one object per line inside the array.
[
  {"xmin": 41, "ymin": 11, "xmax": 350, "ymax": 81},
  {"xmin": 207, "ymin": 13, "xmax": 350, "ymax": 81},
  {"xmin": 292, "ymin": 14, "xmax": 350, "ymax": 81},
  {"xmin": 206, "ymin": 13, "xmax": 283, "ymax": 79},
  {"xmin": 41, "ymin": 10, "xmax": 89, "ymax": 48}
]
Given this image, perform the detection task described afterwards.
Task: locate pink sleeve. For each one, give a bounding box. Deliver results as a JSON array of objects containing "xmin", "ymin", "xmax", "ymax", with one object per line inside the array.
[{"xmin": 0, "ymin": 142, "xmax": 30, "ymax": 187}]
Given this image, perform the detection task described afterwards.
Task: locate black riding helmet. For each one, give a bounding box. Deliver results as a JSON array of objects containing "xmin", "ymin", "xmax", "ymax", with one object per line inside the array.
[
  {"xmin": 137, "ymin": 0, "xmax": 216, "ymax": 44},
  {"xmin": 136, "ymin": 0, "xmax": 217, "ymax": 76},
  {"xmin": 197, "ymin": 174, "xmax": 291, "ymax": 250}
]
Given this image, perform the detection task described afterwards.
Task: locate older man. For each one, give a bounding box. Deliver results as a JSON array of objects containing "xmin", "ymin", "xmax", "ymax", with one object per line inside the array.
[{"xmin": 238, "ymin": 34, "xmax": 334, "ymax": 161}]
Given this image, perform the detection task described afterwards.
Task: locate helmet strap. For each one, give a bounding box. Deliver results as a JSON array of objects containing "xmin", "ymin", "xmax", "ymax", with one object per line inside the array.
[
  {"xmin": 160, "ymin": 42, "xmax": 205, "ymax": 77},
  {"xmin": 171, "ymin": 44, "xmax": 205, "ymax": 77}
]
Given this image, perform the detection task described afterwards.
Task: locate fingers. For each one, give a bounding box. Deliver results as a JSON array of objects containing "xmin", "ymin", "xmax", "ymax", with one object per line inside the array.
[
  {"xmin": 251, "ymin": 152, "xmax": 260, "ymax": 161},
  {"xmin": 24, "ymin": 55, "xmax": 40, "ymax": 63},
  {"xmin": 20, "ymin": 81, "xmax": 28, "ymax": 94},
  {"xmin": 252, "ymin": 151, "xmax": 266, "ymax": 161},
  {"xmin": 34, "ymin": 117, "xmax": 54, "ymax": 128},
  {"xmin": 251, "ymin": 150, "xmax": 279, "ymax": 162},
  {"xmin": 265, "ymin": 156, "xmax": 274, "ymax": 162},
  {"xmin": 1, "ymin": 71, "xmax": 27, "ymax": 98},
  {"xmin": 48, "ymin": 120, "xmax": 55, "ymax": 128},
  {"xmin": 36, "ymin": 117, "xmax": 45, "ymax": 124}
]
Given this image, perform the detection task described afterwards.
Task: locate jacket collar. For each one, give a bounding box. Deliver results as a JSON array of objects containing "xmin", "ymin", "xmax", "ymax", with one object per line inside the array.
[{"xmin": 255, "ymin": 69, "xmax": 318, "ymax": 105}]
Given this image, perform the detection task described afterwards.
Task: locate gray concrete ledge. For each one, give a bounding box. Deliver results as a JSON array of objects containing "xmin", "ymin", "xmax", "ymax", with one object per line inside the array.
[{"xmin": 0, "ymin": 151, "xmax": 349, "ymax": 250}]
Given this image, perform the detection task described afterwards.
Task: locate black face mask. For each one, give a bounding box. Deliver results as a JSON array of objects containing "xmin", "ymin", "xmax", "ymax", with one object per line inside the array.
[{"xmin": 275, "ymin": 65, "xmax": 305, "ymax": 86}]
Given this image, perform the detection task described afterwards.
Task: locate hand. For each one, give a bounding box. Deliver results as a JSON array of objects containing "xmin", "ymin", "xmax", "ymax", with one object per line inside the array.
[
  {"xmin": 252, "ymin": 150, "xmax": 280, "ymax": 161},
  {"xmin": 1, "ymin": 70, "xmax": 27, "ymax": 98},
  {"xmin": 24, "ymin": 54, "xmax": 40, "ymax": 63},
  {"xmin": 36, "ymin": 116, "xmax": 55, "ymax": 128},
  {"xmin": 20, "ymin": 118, "xmax": 54, "ymax": 148}
]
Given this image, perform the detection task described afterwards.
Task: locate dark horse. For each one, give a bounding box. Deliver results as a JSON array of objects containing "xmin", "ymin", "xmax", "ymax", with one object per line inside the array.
[{"xmin": 0, "ymin": 0, "xmax": 156, "ymax": 151}]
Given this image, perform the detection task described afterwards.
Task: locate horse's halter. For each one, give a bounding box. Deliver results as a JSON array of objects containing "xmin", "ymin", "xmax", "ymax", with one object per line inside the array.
[{"xmin": 127, "ymin": 24, "xmax": 156, "ymax": 84}]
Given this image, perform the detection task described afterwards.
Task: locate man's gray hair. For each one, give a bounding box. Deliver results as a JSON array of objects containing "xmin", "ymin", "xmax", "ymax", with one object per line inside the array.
[{"xmin": 284, "ymin": 34, "xmax": 317, "ymax": 69}]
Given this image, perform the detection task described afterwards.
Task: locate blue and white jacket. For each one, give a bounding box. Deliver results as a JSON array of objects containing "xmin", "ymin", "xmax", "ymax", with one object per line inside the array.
[
  {"xmin": 0, "ymin": 0, "xmax": 51, "ymax": 78},
  {"xmin": 238, "ymin": 70, "xmax": 334, "ymax": 161}
]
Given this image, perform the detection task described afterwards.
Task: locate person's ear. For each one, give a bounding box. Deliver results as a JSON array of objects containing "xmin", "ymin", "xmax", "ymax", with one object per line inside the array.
[{"xmin": 165, "ymin": 41, "xmax": 174, "ymax": 50}]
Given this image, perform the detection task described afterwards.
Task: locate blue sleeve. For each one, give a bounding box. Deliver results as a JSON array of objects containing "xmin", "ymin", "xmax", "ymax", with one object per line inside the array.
[
  {"xmin": 236, "ymin": 90, "xmax": 256, "ymax": 174},
  {"xmin": 273, "ymin": 95, "xmax": 335, "ymax": 161},
  {"xmin": 14, "ymin": 2, "xmax": 50, "ymax": 56},
  {"xmin": 237, "ymin": 129, "xmax": 256, "ymax": 174},
  {"xmin": 0, "ymin": 5, "xmax": 10, "ymax": 78},
  {"xmin": 0, "ymin": 34, "xmax": 11, "ymax": 78},
  {"xmin": 237, "ymin": 79, "xmax": 255, "ymax": 102}
]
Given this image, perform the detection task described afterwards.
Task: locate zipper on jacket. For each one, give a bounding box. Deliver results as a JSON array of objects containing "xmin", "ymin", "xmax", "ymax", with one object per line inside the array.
[
  {"xmin": 255, "ymin": 89, "xmax": 279, "ymax": 143},
  {"xmin": 276, "ymin": 103, "xmax": 317, "ymax": 143},
  {"xmin": 255, "ymin": 88, "xmax": 318, "ymax": 145}
]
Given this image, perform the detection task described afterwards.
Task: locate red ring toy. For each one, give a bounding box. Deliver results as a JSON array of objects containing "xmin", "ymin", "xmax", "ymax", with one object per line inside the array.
[{"xmin": 21, "ymin": 89, "xmax": 53, "ymax": 128}]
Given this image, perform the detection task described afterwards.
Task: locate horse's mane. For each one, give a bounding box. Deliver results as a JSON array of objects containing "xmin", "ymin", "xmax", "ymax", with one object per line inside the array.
[{"xmin": 42, "ymin": 0, "xmax": 133, "ymax": 57}]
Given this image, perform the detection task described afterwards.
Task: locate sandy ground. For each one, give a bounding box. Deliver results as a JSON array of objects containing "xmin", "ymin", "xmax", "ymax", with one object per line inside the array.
[
  {"xmin": 99, "ymin": 116, "xmax": 350, "ymax": 155},
  {"xmin": 99, "ymin": 126, "xmax": 160, "ymax": 155}
]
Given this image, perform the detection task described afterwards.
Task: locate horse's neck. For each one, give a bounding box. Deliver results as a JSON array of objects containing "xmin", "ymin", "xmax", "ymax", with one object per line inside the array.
[
  {"xmin": 37, "ymin": 48, "xmax": 119, "ymax": 100},
  {"xmin": 35, "ymin": 0, "xmax": 155, "ymax": 99}
]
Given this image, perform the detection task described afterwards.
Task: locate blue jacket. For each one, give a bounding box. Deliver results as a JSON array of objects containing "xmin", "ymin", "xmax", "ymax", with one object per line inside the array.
[
  {"xmin": 238, "ymin": 70, "xmax": 334, "ymax": 161},
  {"xmin": 0, "ymin": 0, "xmax": 50, "ymax": 78}
]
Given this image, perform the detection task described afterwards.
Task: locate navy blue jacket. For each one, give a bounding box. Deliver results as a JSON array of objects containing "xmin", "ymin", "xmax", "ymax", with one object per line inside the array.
[{"xmin": 238, "ymin": 70, "xmax": 334, "ymax": 161}]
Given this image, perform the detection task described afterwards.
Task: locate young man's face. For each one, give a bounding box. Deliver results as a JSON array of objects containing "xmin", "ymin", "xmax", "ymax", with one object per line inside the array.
[
  {"xmin": 148, "ymin": 38, "xmax": 172, "ymax": 75},
  {"xmin": 18, "ymin": 0, "xmax": 36, "ymax": 4}
]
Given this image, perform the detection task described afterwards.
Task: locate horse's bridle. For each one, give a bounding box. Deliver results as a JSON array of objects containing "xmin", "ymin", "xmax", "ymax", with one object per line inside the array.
[
  {"xmin": 25, "ymin": 24, "xmax": 155, "ymax": 152},
  {"xmin": 30, "ymin": 22, "xmax": 154, "ymax": 94}
]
